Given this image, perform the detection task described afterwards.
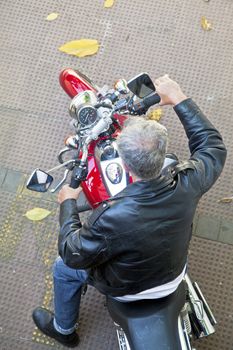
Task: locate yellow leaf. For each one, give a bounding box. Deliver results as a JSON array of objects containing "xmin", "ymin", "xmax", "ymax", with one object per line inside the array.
[
  {"xmin": 218, "ymin": 197, "xmax": 233, "ymax": 204},
  {"xmin": 147, "ymin": 108, "xmax": 163, "ymax": 121},
  {"xmin": 201, "ymin": 16, "xmax": 212, "ymax": 31},
  {"xmin": 46, "ymin": 13, "xmax": 59, "ymax": 21},
  {"xmin": 104, "ymin": 0, "xmax": 115, "ymax": 8},
  {"xmin": 59, "ymin": 39, "xmax": 99, "ymax": 58},
  {"xmin": 24, "ymin": 208, "xmax": 51, "ymax": 221}
]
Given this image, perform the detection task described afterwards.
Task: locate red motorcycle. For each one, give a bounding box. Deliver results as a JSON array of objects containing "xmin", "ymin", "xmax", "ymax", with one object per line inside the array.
[
  {"xmin": 27, "ymin": 69, "xmax": 161, "ymax": 211},
  {"xmin": 27, "ymin": 69, "xmax": 217, "ymax": 350}
]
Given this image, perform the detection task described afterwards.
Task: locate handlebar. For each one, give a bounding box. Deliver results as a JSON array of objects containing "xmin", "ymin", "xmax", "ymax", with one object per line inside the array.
[
  {"xmin": 69, "ymin": 161, "xmax": 88, "ymax": 189},
  {"xmin": 70, "ymin": 176, "xmax": 81, "ymax": 189},
  {"xmin": 143, "ymin": 93, "xmax": 161, "ymax": 108},
  {"xmin": 130, "ymin": 93, "xmax": 161, "ymax": 115}
]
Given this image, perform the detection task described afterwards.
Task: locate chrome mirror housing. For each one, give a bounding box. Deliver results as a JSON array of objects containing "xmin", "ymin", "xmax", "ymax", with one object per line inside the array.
[{"xmin": 26, "ymin": 169, "xmax": 53, "ymax": 192}]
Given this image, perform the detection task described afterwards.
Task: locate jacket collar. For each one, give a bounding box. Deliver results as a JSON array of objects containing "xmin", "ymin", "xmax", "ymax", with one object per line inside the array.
[{"xmin": 112, "ymin": 173, "xmax": 174, "ymax": 200}]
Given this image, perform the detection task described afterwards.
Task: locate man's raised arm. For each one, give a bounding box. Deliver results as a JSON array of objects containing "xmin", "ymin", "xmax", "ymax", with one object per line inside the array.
[{"xmin": 155, "ymin": 75, "xmax": 227, "ymax": 194}]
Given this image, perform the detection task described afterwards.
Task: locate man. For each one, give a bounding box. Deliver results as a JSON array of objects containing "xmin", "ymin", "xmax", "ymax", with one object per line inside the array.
[{"xmin": 32, "ymin": 75, "xmax": 227, "ymax": 347}]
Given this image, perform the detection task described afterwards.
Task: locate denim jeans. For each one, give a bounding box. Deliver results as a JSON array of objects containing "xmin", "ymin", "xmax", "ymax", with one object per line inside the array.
[{"xmin": 53, "ymin": 257, "xmax": 89, "ymax": 333}]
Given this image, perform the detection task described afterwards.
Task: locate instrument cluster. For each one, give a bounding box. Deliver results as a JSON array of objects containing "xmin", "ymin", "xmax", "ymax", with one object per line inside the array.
[{"xmin": 77, "ymin": 105, "xmax": 98, "ymax": 127}]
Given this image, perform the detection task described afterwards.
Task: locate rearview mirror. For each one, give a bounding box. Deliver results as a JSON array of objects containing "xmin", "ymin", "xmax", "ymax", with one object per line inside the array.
[
  {"xmin": 26, "ymin": 169, "xmax": 53, "ymax": 192},
  {"xmin": 127, "ymin": 73, "xmax": 155, "ymax": 98}
]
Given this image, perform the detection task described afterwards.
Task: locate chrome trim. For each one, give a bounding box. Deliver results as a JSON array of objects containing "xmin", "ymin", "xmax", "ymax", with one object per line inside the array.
[
  {"xmin": 50, "ymin": 169, "xmax": 70, "ymax": 193},
  {"xmin": 193, "ymin": 282, "xmax": 217, "ymax": 326},
  {"xmin": 95, "ymin": 140, "xmax": 129, "ymax": 196},
  {"xmin": 178, "ymin": 315, "xmax": 191, "ymax": 350},
  {"xmin": 115, "ymin": 324, "xmax": 131, "ymax": 350},
  {"xmin": 47, "ymin": 159, "xmax": 75, "ymax": 173},
  {"xmin": 185, "ymin": 274, "xmax": 216, "ymax": 337},
  {"xmin": 69, "ymin": 91, "xmax": 97, "ymax": 120}
]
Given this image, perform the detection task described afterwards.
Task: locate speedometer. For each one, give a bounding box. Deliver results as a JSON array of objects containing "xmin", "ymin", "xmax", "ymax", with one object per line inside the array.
[{"xmin": 78, "ymin": 106, "xmax": 98, "ymax": 126}]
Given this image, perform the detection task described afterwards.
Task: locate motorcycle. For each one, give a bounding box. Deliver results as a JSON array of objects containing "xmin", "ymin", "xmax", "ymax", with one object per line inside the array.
[{"xmin": 27, "ymin": 69, "xmax": 217, "ymax": 349}]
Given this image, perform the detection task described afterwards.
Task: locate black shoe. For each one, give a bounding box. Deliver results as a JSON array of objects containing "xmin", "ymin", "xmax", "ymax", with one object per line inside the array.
[{"xmin": 32, "ymin": 307, "xmax": 79, "ymax": 348}]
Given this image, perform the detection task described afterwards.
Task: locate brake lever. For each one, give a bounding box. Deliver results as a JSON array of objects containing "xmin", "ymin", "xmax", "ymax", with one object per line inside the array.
[
  {"xmin": 50, "ymin": 168, "xmax": 70, "ymax": 193},
  {"xmin": 58, "ymin": 147, "xmax": 71, "ymax": 163},
  {"xmin": 47, "ymin": 159, "xmax": 76, "ymax": 173},
  {"xmin": 58, "ymin": 147, "xmax": 80, "ymax": 170}
]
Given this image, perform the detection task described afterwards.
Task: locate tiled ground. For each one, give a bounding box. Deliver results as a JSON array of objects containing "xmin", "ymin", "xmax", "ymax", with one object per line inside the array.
[{"xmin": 0, "ymin": 0, "xmax": 233, "ymax": 349}]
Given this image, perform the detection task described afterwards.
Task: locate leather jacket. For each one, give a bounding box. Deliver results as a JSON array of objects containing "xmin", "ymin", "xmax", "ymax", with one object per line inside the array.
[{"xmin": 58, "ymin": 99, "xmax": 227, "ymax": 297}]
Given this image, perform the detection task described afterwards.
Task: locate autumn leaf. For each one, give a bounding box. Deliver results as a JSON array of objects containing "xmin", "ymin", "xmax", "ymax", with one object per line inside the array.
[
  {"xmin": 46, "ymin": 13, "xmax": 59, "ymax": 21},
  {"xmin": 201, "ymin": 16, "xmax": 212, "ymax": 31},
  {"xmin": 218, "ymin": 197, "xmax": 233, "ymax": 204},
  {"xmin": 24, "ymin": 208, "xmax": 51, "ymax": 221},
  {"xmin": 104, "ymin": 0, "xmax": 115, "ymax": 8},
  {"xmin": 59, "ymin": 39, "xmax": 99, "ymax": 58},
  {"xmin": 147, "ymin": 108, "xmax": 163, "ymax": 121}
]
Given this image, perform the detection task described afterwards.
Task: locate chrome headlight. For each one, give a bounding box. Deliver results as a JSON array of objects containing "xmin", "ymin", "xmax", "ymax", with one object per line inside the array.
[{"xmin": 69, "ymin": 91, "xmax": 97, "ymax": 120}]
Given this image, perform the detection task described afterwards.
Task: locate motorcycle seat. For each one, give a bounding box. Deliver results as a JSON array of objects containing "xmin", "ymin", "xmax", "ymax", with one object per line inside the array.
[{"xmin": 106, "ymin": 281, "xmax": 186, "ymax": 350}]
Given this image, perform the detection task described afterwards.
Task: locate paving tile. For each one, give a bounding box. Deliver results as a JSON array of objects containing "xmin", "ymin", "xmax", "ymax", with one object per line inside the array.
[
  {"xmin": 1, "ymin": 169, "xmax": 26, "ymax": 193},
  {"xmin": 218, "ymin": 220, "xmax": 233, "ymax": 245},
  {"xmin": 0, "ymin": 166, "xmax": 7, "ymax": 186},
  {"xmin": 0, "ymin": 261, "xmax": 45, "ymax": 340},
  {"xmin": 0, "ymin": 336, "xmax": 56, "ymax": 350},
  {"xmin": 195, "ymin": 214, "xmax": 221, "ymax": 241}
]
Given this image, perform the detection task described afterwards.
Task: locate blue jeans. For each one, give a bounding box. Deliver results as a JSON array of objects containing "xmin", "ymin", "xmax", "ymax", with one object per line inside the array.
[{"xmin": 53, "ymin": 257, "xmax": 89, "ymax": 333}]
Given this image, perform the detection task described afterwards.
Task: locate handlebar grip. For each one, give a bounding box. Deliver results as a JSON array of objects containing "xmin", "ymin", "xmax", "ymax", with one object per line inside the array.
[
  {"xmin": 143, "ymin": 93, "xmax": 161, "ymax": 108},
  {"xmin": 70, "ymin": 177, "xmax": 81, "ymax": 189}
]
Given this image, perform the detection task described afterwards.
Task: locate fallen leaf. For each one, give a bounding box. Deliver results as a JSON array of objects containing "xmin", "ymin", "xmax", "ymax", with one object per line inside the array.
[
  {"xmin": 59, "ymin": 39, "xmax": 99, "ymax": 57},
  {"xmin": 201, "ymin": 16, "xmax": 212, "ymax": 31},
  {"xmin": 218, "ymin": 197, "xmax": 233, "ymax": 203},
  {"xmin": 24, "ymin": 208, "xmax": 51, "ymax": 221},
  {"xmin": 104, "ymin": 0, "xmax": 115, "ymax": 8},
  {"xmin": 46, "ymin": 13, "xmax": 59, "ymax": 21},
  {"xmin": 147, "ymin": 108, "xmax": 163, "ymax": 121}
]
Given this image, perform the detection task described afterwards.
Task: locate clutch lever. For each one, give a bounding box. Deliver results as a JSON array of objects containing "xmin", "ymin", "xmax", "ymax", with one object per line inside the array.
[
  {"xmin": 50, "ymin": 168, "xmax": 70, "ymax": 193},
  {"xmin": 48, "ymin": 155, "xmax": 79, "ymax": 193},
  {"xmin": 47, "ymin": 159, "xmax": 76, "ymax": 173}
]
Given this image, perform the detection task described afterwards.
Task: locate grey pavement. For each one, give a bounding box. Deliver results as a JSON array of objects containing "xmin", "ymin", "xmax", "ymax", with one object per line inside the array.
[{"xmin": 0, "ymin": 1, "xmax": 233, "ymax": 349}]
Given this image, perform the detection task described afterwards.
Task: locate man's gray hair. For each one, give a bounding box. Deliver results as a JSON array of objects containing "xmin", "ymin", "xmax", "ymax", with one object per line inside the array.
[{"xmin": 117, "ymin": 117, "xmax": 168, "ymax": 180}]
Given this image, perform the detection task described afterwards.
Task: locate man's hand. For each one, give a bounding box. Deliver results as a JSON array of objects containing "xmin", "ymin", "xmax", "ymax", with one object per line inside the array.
[
  {"xmin": 58, "ymin": 184, "xmax": 83, "ymax": 204},
  {"xmin": 154, "ymin": 74, "xmax": 187, "ymax": 106}
]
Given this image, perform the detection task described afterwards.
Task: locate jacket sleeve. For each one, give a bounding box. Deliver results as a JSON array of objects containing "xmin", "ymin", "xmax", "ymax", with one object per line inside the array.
[
  {"xmin": 58, "ymin": 199, "xmax": 109, "ymax": 269},
  {"xmin": 174, "ymin": 98, "xmax": 227, "ymax": 194}
]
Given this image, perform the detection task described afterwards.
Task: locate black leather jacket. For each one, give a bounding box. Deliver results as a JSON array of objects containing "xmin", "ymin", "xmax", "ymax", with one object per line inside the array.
[{"xmin": 58, "ymin": 99, "xmax": 227, "ymax": 297}]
